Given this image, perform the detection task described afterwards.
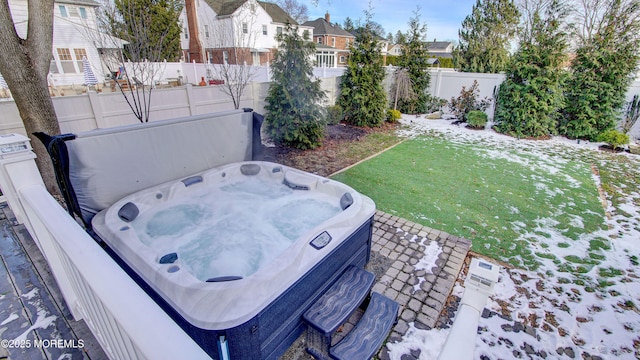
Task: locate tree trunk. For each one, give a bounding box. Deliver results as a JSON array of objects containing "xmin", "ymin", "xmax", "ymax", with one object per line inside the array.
[
  {"xmin": 0, "ymin": 0, "xmax": 61, "ymax": 195},
  {"xmin": 12, "ymin": 75, "xmax": 61, "ymax": 195}
]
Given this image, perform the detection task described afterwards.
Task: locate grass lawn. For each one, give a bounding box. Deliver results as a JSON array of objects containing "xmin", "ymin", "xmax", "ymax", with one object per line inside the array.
[{"xmin": 332, "ymin": 135, "xmax": 607, "ymax": 271}]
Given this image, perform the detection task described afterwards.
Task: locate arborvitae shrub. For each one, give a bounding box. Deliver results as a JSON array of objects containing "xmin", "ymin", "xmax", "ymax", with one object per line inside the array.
[{"xmin": 265, "ymin": 26, "xmax": 326, "ymax": 149}]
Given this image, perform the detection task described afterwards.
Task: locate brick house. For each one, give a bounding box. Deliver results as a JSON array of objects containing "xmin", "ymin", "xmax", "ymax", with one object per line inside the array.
[
  {"xmin": 181, "ymin": 0, "xmax": 312, "ymax": 65},
  {"xmin": 302, "ymin": 12, "xmax": 354, "ymax": 67}
]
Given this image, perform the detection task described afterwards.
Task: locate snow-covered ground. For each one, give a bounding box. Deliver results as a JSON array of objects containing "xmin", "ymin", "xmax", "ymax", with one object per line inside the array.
[{"xmin": 388, "ymin": 116, "xmax": 640, "ymax": 359}]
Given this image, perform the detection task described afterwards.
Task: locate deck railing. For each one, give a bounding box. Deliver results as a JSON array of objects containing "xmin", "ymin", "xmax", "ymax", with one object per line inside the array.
[{"xmin": 1, "ymin": 147, "xmax": 210, "ymax": 360}]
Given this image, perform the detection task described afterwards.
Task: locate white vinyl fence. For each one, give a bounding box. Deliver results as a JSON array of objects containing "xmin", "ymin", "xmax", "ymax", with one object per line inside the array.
[{"xmin": 1, "ymin": 67, "xmax": 639, "ymax": 137}]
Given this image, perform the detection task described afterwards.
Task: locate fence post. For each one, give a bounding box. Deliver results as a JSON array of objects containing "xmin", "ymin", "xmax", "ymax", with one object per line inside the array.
[
  {"xmin": 87, "ymin": 90, "xmax": 104, "ymax": 129},
  {"xmin": 185, "ymin": 84, "xmax": 196, "ymax": 116}
]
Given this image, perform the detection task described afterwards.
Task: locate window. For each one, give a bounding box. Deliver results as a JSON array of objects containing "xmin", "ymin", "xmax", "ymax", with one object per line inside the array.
[
  {"xmin": 242, "ymin": 23, "xmax": 248, "ymax": 34},
  {"xmin": 316, "ymin": 51, "xmax": 334, "ymax": 67},
  {"xmin": 339, "ymin": 55, "xmax": 346, "ymax": 63},
  {"xmin": 204, "ymin": 25, "xmax": 210, "ymax": 38},
  {"xmin": 303, "ymin": 30, "xmax": 309, "ymax": 39},
  {"xmin": 74, "ymin": 48, "xmax": 87, "ymax": 71},
  {"xmin": 223, "ymin": 51, "xmax": 229, "ymax": 65},
  {"xmin": 276, "ymin": 27, "xmax": 283, "ymax": 35},
  {"xmin": 59, "ymin": 5, "xmax": 68, "ymax": 17},
  {"xmin": 262, "ymin": 25, "xmax": 268, "ymax": 35},
  {"xmin": 317, "ymin": 37, "xmax": 322, "ymax": 44},
  {"xmin": 332, "ymin": 37, "xmax": 336, "ymax": 46},
  {"xmin": 184, "ymin": 27, "xmax": 188, "ymax": 39},
  {"xmin": 79, "ymin": 7, "xmax": 87, "ymax": 19},
  {"xmin": 49, "ymin": 59, "xmax": 59, "ymax": 74},
  {"xmin": 57, "ymin": 48, "xmax": 75, "ymax": 73}
]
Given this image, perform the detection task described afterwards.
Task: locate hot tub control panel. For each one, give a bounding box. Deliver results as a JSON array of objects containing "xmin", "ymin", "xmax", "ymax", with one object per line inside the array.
[{"xmin": 310, "ymin": 231, "xmax": 332, "ymax": 249}]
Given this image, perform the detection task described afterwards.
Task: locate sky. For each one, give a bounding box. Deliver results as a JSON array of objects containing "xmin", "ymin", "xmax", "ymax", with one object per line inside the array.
[{"xmin": 298, "ymin": 0, "xmax": 478, "ymax": 42}]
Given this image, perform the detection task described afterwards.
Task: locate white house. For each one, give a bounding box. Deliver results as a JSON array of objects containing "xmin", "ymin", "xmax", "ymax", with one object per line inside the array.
[
  {"xmin": 180, "ymin": 0, "xmax": 312, "ymax": 65},
  {"xmin": 8, "ymin": 0, "xmax": 113, "ymax": 87}
]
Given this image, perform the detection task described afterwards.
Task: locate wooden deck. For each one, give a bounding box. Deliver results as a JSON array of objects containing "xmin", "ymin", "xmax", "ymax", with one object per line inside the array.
[{"xmin": 0, "ymin": 203, "xmax": 106, "ymax": 360}]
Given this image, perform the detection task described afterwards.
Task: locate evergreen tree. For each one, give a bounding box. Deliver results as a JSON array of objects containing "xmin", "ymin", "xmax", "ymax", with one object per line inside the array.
[
  {"xmin": 394, "ymin": 30, "xmax": 406, "ymax": 45},
  {"xmin": 264, "ymin": 26, "xmax": 326, "ymax": 149},
  {"xmin": 110, "ymin": 0, "xmax": 182, "ymax": 61},
  {"xmin": 396, "ymin": 8, "xmax": 431, "ymax": 114},
  {"xmin": 494, "ymin": 1, "xmax": 568, "ymax": 138},
  {"xmin": 343, "ymin": 17, "xmax": 355, "ymax": 32},
  {"xmin": 454, "ymin": 0, "xmax": 519, "ymax": 73},
  {"xmin": 560, "ymin": 0, "xmax": 640, "ymax": 140},
  {"xmin": 338, "ymin": 18, "xmax": 387, "ymax": 127}
]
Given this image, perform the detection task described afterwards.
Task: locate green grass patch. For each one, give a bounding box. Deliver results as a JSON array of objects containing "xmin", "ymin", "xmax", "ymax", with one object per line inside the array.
[{"xmin": 332, "ymin": 136, "xmax": 606, "ymax": 270}]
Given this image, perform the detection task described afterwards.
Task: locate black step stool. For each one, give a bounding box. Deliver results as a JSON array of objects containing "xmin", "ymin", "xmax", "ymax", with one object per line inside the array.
[{"xmin": 303, "ymin": 265, "xmax": 399, "ymax": 360}]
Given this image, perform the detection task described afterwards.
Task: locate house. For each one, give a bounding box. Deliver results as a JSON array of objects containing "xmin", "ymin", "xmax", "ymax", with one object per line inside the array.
[
  {"xmin": 426, "ymin": 39, "xmax": 454, "ymax": 58},
  {"xmin": 8, "ymin": 0, "xmax": 114, "ymax": 87},
  {"xmin": 180, "ymin": 0, "xmax": 312, "ymax": 65},
  {"xmin": 302, "ymin": 13, "xmax": 355, "ymax": 67},
  {"xmin": 388, "ymin": 44, "xmax": 403, "ymax": 57}
]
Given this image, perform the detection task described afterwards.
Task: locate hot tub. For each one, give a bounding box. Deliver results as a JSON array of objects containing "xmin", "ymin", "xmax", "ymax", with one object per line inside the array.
[{"xmin": 91, "ymin": 161, "xmax": 375, "ymax": 359}]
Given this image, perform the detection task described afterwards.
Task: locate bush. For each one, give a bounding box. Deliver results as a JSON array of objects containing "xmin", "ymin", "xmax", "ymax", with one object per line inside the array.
[
  {"xmin": 326, "ymin": 105, "xmax": 343, "ymax": 125},
  {"xmin": 338, "ymin": 24, "xmax": 387, "ymax": 127},
  {"xmin": 466, "ymin": 110, "xmax": 487, "ymax": 129},
  {"xmin": 387, "ymin": 109, "xmax": 401, "ymax": 122},
  {"xmin": 265, "ymin": 25, "xmax": 326, "ymax": 149},
  {"xmin": 448, "ymin": 80, "xmax": 491, "ymax": 121},
  {"xmin": 425, "ymin": 97, "xmax": 448, "ymax": 114},
  {"xmin": 598, "ymin": 130, "xmax": 629, "ymax": 150}
]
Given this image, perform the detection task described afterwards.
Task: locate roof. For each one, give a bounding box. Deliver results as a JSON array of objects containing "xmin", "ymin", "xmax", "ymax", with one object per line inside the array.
[
  {"xmin": 302, "ymin": 18, "xmax": 354, "ymax": 38},
  {"xmin": 56, "ymin": 0, "xmax": 100, "ymax": 6},
  {"xmin": 426, "ymin": 41, "xmax": 452, "ymax": 51},
  {"xmin": 204, "ymin": 0, "xmax": 297, "ymax": 25},
  {"xmin": 257, "ymin": 1, "xmax": 297, "ymax": 25}
]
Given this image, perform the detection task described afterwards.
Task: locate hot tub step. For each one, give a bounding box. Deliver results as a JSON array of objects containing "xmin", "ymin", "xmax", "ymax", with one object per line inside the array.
[
  {"xmin": 304, "ymin": 266, "xmax": 375, "ymax": 334},
  {"xmin": 329, "ymin": 292, "xmax": 399, "ymax": 360},
  {"xmin": 303, "ymin": 266, "xmax": 375, "ymax": 359}
]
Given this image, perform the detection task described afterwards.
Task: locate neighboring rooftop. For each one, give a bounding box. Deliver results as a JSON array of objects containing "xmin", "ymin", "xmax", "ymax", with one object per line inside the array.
[
  {"xmin": 302, "ymin": 14, "xmax": 354, "ymax": 38},
  {"xmin": 203, "ymin": 0, "xmax": 298, "ymax": 25},
  {"xmin": 56, "ymin": 0, "xmax": 100, "ymax": 6}
]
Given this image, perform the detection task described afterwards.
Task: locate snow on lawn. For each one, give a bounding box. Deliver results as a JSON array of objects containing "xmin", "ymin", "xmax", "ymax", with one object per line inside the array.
[{"xmin": 389, "ymin": 116, "xmax": 640, "ymax": 359}]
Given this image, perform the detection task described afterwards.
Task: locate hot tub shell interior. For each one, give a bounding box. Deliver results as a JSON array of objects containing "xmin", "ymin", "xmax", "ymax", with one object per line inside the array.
[{"xmin": 92, "ymin": 162, "xmax": 375, "ymax": 359}]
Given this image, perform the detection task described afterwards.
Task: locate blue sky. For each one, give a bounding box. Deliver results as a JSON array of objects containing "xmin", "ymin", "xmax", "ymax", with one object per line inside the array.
[{"xmin": 299, "ymin": 0, "xmax": 477, "ymax": 42}]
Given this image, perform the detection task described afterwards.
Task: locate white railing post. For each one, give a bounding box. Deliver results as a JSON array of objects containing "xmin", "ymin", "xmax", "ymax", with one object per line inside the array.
[
  {"xmin": 0, "ymin": 134, "xmax": 43, "ymax": 226},
  {"xmin": 0, "ymin": 134, "xmax": 82, "ymax": 319}
]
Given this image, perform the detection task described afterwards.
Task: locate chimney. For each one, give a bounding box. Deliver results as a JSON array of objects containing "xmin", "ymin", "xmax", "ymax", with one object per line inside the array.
[
  {"xmin": 325, "ymin": 11, "xmax": 330, "ymax": 23},
  {"xmin": 185, "ymin": 0, "xmax": 203, "ymax": 63}
]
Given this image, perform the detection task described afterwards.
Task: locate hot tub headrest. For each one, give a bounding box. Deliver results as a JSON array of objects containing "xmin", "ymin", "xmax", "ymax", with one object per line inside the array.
[{"xmin": 118, "ymin": 202, "xmax": 139, "ymax": 222}]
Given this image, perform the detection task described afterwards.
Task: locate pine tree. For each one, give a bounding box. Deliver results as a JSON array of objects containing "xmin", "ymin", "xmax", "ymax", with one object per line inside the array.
[
  {"xmin": 494, "ymin": 1, "xmax": 568, "ymax": 138},
  {"xmin": 454, "ymin": 0, "xmax": 519, "ymax": 73},
  {"xmin": 396, "ymin": 8, "xmax": 431, "ymax": 114},
  {"xmin": 338, "ymin": 18, "xmax": 387, "ymax": 127},
  {"xmin": 110, "ymin": 0, "xmax": 183, "ymax": 61},
  {"xmin": 264, "ymin": 25, "xmax": 326, "ymax": 149},
  {"xmin": 560, "ymin": 0, "xmax": 640, "ymax": 140}
]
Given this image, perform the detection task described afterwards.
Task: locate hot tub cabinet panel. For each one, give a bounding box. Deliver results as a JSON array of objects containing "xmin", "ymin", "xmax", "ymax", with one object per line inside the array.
[{"xmin": 92, "ymin": 161, "xmax": 375, "ymax": 360}]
